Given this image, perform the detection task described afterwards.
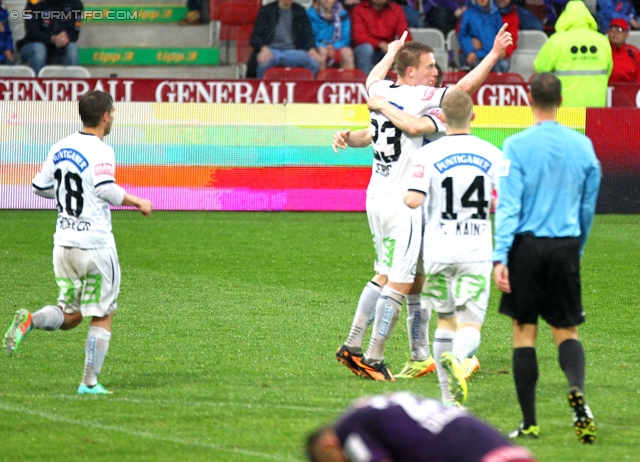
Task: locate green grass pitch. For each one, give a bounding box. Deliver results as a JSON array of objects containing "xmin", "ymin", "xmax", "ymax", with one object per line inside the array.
[{"xmin": 0, "ymin": 210, "xmax": 638, "ymax": 461}]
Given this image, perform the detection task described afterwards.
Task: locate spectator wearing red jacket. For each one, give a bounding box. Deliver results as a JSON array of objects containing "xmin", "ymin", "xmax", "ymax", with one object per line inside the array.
[
  {"xmin": 350, "ymin": 0, "xmax": 412, "ymax": 74},
  {"xmin": 496, "ymin": 0, "xmax": 519, "ymax": 60},
  {"xmin": 608, "ymin": 17, "xmax": 640, "ymax": 82}
]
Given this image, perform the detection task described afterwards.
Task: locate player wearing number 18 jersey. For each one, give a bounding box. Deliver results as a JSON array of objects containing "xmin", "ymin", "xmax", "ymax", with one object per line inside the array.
[
  {"xmin": 405, "ymin": 90, "xmax": 505, "ymax": 405},
  {"xmin": 3, "ymin": 90, "xmax": 152, "ymax": 395}
]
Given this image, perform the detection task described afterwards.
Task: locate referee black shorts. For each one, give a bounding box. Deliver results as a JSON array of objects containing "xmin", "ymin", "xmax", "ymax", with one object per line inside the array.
[{"xmin": 498, "ymin": 233, "xmax": 584, "ymax": 328}]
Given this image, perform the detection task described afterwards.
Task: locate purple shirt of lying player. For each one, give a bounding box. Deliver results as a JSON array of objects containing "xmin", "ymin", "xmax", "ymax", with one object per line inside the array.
[{"xmin": 306, "ymin": 392, "xmax": 537, "ymax": 462}]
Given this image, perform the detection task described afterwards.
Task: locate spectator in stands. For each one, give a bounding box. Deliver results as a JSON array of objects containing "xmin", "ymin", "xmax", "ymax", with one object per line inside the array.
[
  {"xmin": 17, "ymin": 0, "xmax": 83, "ymax": 75},
  {"xmin": 307, "ymin": 0, "xmax": 355, "ymax": 70},
  {"xmin": 247, "ymin": 0, "xmax": 322, "ymax": 79},
  {"xmin": 351, "ymin": 0, "xmax": 411, "ymax": 75},
  {"xmin": 393, "ymin": 0, "xmax": 424, "ymax": 27},
  {"xmin": 514, "ymin": 0, "xmax": 544, "ymax": 29},
  {"xmin": 544, "ymin": 0, "xmax": 569, "ymax": 26},
  {"xmin": 608, "ymin": 17, "xmax": 640, "ymax": 82},
  {"xmin": 0, "ymin": 0, "xmax": 16, "ymax": 64},
  {"xmin": 534, "ymin": 0, "xmax": 612, "ymax": 106},
  {"xmin": 496, "ymin": 0, "xmax": 519, "ymax": 61},
  {"xmin": 178, "ymin": 0, "xmax": 205, "ymax": 25},
  {"xmin": 423, "ymin": 0, "xmax": 468, "ymax": 37},
  {"xmin": 597, "ymin": 0, "xmax": 639, "ymax": 33},
  {"xmin": 458, "ymin": 0, "xmax": 510, "ymax": 71}
]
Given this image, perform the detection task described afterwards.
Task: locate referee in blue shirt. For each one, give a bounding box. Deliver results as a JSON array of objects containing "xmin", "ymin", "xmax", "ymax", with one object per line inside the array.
[{"xmin": 492, "ymin": 73, "xmax": 601, "ymax": 444}]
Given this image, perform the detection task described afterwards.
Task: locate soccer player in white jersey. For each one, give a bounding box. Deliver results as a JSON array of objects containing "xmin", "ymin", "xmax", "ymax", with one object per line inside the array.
[
  {"xmin": 334, "ymin": 25, "xmax": 513, "ymax": 381},
  {"xmin": 404, "ymin": 90, "xmax": 506, "ymax": 405},
  {"xmin": 3, "ymin": 90, "xmax": 152, "ymax": 395}
]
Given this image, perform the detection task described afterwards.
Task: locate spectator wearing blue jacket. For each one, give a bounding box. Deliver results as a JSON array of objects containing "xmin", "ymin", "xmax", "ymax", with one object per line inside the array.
[
  {"xmin": 307, "ymin": 0, "xmax": 354, "ymax": 69},
  {"xmin": 458, "ymin": 0, "xmax": 509, "ymax": 71},
  {"xmin": 597, "ymin": 0, "xmax": 639, "ymax": 33},
  {"xmin": 0, "ymin": 1, "xmax": 16, "ymax": 64}
]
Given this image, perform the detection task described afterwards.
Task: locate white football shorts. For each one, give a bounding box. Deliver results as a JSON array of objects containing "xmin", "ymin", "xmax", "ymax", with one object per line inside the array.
[
  {"xmin": 53, "ymin": 245, "xmax": 121, "ymax": 318},
  {"xmin": 366, "ymin": 195, "xmax": 422, "ymax": 284},
  {"xmin": 420, "ymin": 260, "xmax": 491, "ymax": 323}
]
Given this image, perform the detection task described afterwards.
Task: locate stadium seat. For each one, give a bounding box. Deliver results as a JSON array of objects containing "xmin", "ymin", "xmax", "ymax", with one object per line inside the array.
[
  {"xmin": 628, "ymin": 31, "xmax": 640, "ymax": 49},
  {"xmin": 584, "ymin": 0, "xmax": 597, "ymax": 16},
  {"xmin": 316, "ymin": 68, "xmax": 367, "ymax": 82},
  {"xmin": 263, "ymin": 67, "xmax": 315, "ymax": 81},
  {"xmin": 509, "ymin": 50, "xmax": 538, "ymax": 81},
  {"xmin": 217, "ymin": 0, "xmax": 261, "ymax": 65},
  {"xmin": 517, "ymin": 30, "xmax": 548, "ymax": 51},
  {"xmin": 410, "ymin": 27, "xmax": 446, "ymax": 50},
  {"xmin": 386, "ymin": 69, "xmax": 398, "ymax": 81},
  {"xmin": 37, "ymin": 65, "xmax": 91, "ymax": 78},
  {"xmin": 0, "ymin": 65, "xmax": 36, "ymax": 78},
  {"xmin": 446, "ymin": 29, "xmax": 462, "ymax": 70}
]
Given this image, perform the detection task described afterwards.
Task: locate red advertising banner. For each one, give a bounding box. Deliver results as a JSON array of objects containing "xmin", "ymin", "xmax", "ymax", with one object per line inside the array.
[{"xmin": 1, "ymin": 78, "xmax": 640, "ymax": 106}]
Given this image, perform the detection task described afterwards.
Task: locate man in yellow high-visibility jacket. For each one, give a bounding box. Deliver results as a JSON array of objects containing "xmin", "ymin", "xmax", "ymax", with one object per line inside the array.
[{"xmin": 534, "ymin": 0, "xmax": 613, "ymax": 107}]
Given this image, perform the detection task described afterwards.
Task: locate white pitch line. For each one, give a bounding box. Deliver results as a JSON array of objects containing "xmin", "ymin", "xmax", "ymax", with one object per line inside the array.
[
  {"xmin": 0, "ymin": 392, "xmax": 343, "ymax": 414},
  {"xmin": 0, "ymin": 402, "xmax": 300, "ymax": 461}
]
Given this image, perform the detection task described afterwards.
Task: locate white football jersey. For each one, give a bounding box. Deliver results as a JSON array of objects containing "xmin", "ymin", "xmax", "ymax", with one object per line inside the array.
[
  {"xmin": 33, "ymin": 132, "xmax": 119, "ymax": 249},
  {"xmin": 407, "ymin": 135, "xmax": 504, "ymax": 263},
  {"xmin": 366, "ymin": 80, "xmax": 447, "ymax": 199}
]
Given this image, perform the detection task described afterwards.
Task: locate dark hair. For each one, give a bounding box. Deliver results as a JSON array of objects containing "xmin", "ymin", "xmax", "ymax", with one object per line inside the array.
[
  {"xmin": 529, "ymin": 72, "xmax": 562, "ymax": 109},
  {"xmin": 394, "ymin": 41, "xmax": 434, "ymax": 77},
  {"xmin": 435, "ymin": 62, "xmax": 443, "ymax": 87},
  {"xmin": 305, "ymin": 426, "xmax": 329, "ymax": 462},
  {"xmin": 79, "ymin": 90, "xmax": 114, "ymax": 127}
]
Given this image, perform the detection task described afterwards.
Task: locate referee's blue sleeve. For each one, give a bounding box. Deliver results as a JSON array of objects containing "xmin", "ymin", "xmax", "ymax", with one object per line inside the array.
[
  {"xmin": 493, "ymin": 141, "xmax": 524, "ymax": 265},
  {"xmin": 578, "ymin": 159, "xmax": 601, "ymax": 258}
]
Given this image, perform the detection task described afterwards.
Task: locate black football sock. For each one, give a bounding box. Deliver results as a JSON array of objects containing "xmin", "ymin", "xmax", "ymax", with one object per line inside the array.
[
  {"xmin": 513, "ymin": 347, "xmax": 538, "ymax": 428},
  {"xmin": 558, "ymin": 339, "xmax": 586, "ymax": 393}
]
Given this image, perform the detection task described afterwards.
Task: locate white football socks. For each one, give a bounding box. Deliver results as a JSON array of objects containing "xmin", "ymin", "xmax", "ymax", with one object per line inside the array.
[
  {"xmin": 407, "ymin": 294, "xmax": 431, "ymax": 361},
  {"xmin": 82, "ymin": 326, "xmax": 112, "ymax": 387},
  {"xmin": 345, "ymin": 281, "xmax": 382, "ymax": 352},
  {"xmin": 364, "ymin": 286, "xmax": 404, "ymax": 363},
  {"xmin": 434, "ymin": 328, "xmax": 455, "ymax": 402},
  {"xmin": 31, "ymin": 305, "xmax": 64, "ymax": 331},
  {"xmin": 452, "ymin": 326, "xmax": 481, "ymax": 362}
]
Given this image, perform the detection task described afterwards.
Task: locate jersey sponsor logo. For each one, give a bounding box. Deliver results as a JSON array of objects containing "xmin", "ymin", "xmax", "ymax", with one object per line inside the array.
[
  {"xmin": 412, "ymin": 165, "xmax": 425, "ymax": 178},
  {"xmin": 434, "ymin": 154, "xmax": 492, "ymax": 174},
  {"xmin": 53, "ymin": 149, "xmax": 89, "ymax": 172},
  {"xmin": 421, "ymin": 87, "xmax": 436, "ymax": 101},
  {"xmin": 95, "ymin": 163, "xmax": 115, "ymax": 177}
]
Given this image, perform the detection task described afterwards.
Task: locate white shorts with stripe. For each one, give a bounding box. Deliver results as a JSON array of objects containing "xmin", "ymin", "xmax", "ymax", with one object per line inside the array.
[
  {"xmin": 420, "ymin": 260, "xmax": 491, "ymax": 323},
  {"xmin": 53, "ymin": 245, "xmax": 121, "ymax": 318},
  {"xmin": 366, "ymin": 195, "xmax": 423, "ymax": 284}
]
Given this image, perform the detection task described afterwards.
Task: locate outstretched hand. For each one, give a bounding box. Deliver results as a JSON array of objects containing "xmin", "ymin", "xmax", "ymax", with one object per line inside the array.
[
  {"xmin": 492, "ymin": 23, "xmax": 513, "ymax": 59},
  {"xmin": 386, "ymin": 30, "xmax": 408, "ymax": 58},
  {"xmin": 332, "ymin": 130, "xmax": 351, "ymax": 153}
]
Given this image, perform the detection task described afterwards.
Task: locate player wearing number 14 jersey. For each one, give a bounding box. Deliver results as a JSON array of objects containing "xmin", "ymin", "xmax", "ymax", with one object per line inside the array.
[
  {"xmin": 405, "ymin": 90, "xmax": 506, "ymax": 405},
  {"xmin": 3, "ymin": 90, "xmax": 152, "ymax": 395}
]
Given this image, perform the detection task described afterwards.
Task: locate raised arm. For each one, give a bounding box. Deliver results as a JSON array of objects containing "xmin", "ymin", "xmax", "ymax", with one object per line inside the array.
[
  {"xmin": 367, "ymin": 95, "xmax": 440, "ymax": 137},
  {"xmin": 366, "ymin": 31, "xmax": 408, "ymax": 90},
  {"xmin": 452, "ymin": 23, "xmax": 512, "ymax": 95}
]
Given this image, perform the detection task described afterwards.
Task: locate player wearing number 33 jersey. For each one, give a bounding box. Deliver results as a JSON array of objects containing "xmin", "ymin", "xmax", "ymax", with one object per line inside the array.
[{"xmin": 366, "ymin": 80, "xmax": 447, "ymax": 283}]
